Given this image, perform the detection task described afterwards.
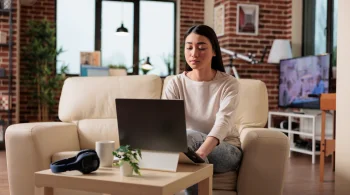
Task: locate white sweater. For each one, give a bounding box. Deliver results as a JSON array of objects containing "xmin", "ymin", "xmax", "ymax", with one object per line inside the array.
[{"xmin": 163, "ymin": 71, "xmax": 241, "ymax": 147}]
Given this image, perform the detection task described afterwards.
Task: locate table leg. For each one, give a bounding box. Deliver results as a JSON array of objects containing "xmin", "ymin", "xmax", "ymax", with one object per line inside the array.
[
  {"xmin": 43, "ymin": 187, "xmax": 53, "ymax": 195},
  {"xmin": 198, "ymin": 176, "xmax": 212, "ymax": 195},
  {"xmin": 320, "ymin": 111, "xmax": 326, "ymax": 182}
]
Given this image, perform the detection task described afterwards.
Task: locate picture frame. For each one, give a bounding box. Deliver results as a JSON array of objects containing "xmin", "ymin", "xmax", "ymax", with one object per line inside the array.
[
  {"xmin": 236, "ymin": 4, "xmax": 259, "ymax": 36},
  {"xmin": 80, "ymin": 51, "xmax": 101, "ymax": 66},
  {"xmin": 214, "ymin": 4, "xmax": 225, "ymax": 37}
]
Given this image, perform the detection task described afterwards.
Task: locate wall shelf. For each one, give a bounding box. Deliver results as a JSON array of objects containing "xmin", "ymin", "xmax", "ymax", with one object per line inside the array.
[{"xmin": 0, "ymin": 0, "xmax": 13, "ymax": 150}]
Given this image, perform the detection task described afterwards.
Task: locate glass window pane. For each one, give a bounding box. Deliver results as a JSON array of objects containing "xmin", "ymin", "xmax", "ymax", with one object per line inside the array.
[
  {"xmin": 314, "ymin": 0, "xmax": 327, "ymax": 55},
  {"xmin": 333, "ymin": 0, "xmax": 338, "ymax": 49},
  {"xmin": 101, "ymin": 1, "xmax": 134, "ymax": 73},
  {"xmin": 332, "ymin": 0, "xmax": 338, "ymax": 66},
  {"xmin": 139, "ymin": 1, "xmax": 175, "ymax": 76},
  {"xmin": 56, "ymin": 0, "xmax": 95, "ymax": 75}
]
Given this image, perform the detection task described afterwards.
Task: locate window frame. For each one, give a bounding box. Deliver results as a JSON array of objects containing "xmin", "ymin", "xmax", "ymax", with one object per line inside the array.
[
  {"xmin": 56, "ymin": 0, "xmax": 177, "ymax": 76},
  {"xmin": 302, "ymin": 0, "xmax": 336, "ymax": 56}
]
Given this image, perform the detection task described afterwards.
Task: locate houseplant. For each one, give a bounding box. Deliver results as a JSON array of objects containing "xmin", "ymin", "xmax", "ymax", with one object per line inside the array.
[
  {"xmin": 332, "ymin": 46, "xmax": 337, "ymax": 79},
  {"xmin": 21, "ymin": 19, "xmax": 68, "ymax": 122},
  {"xmin": 113, "ymin": 145, "xmax": 142, "ymax": 176},
  {"xmin": 108, "ymin": 64, "xmax": 127, "ymax": 76},
  {"xmin": 162, "ymin": 53, "xmax": 174, "ymax": 75}
]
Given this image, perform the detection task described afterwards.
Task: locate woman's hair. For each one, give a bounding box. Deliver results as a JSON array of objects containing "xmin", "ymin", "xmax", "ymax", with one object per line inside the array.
[{"xmin": 183, "ymin": 25, "xmax": 225, "ymax": 72}]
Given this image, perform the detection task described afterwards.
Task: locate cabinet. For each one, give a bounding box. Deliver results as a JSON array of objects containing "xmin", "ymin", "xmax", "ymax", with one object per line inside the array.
[
  {"xmin": 0, "ymin": 0, "xmax": 14, "ymax": 150},
  {"xmin": 268, "ymin": 111, "xmax": 320, "ymax": 164}
]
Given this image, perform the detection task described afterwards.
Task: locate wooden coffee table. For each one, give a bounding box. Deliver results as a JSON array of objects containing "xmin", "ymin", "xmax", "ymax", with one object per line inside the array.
[{"xmin": 35, "ymin": 163, "xmax": 213, "ymax": 195}]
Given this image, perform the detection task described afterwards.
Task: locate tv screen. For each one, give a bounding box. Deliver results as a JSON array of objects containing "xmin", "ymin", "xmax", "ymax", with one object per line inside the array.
[{"xmin": 279, "ymin": 54, "xmax": 330, "ymax": 109}]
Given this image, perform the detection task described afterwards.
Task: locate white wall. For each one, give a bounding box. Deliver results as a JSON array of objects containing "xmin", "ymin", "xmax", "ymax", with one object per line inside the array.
[{"xmin": 335, "ymin": 0, "xmax": 350, "ymax": 194}]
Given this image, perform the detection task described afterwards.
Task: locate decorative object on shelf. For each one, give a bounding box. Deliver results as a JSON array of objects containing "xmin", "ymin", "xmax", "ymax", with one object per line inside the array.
[
  {"xmin": 267, "ymin": 39, "xmax": 293, "ymax": 64},
  {"xmin": 21, "ymin": 19, "xmax": 68, "ymax": 122},
  {"xmin": 236, "ymin": 4, "xmax": 259, "ymax": 36},
  {"xmin": 0, "ymin": 95, "xmax": 11, "ymax": 110},
  {"xmin": 108, "ymin": 64, "xmax": 127, "ymax": 76},
  {"xmin": 19, "ymin": 0, "xmax": 37, "ymax": 6},
  {"xmin": 141, "ymin": 57, "xmax": 153, "ymax": 75},
  {"xmin": 1, "ymin": 0, "xmax": 11, "ymax": 9},
  {"xmin": 80, "ymin": 65, "xmax": 109, "ymax": 77},
  {"xmin": 214, "ymin": 4, "xmax": 225, "ymax": 37},
  {"xmin": 116, "ymin": 0, "xmax": 128, "ymax": 36},
  {"xmin": 113, "ymin": 145, "xmax": 142, "ymax": 177},
  {"xmin": 80, "ymin": 51, "xmax": 101, "ymax": 66},
  {"xmin": 0, "ymin": 31, "xmax": 7, "ymax": 44}
]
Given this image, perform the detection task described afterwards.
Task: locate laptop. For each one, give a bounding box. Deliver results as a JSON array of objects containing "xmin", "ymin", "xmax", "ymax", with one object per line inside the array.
[{"xmin": 115, "ymin": 98, "xmax": 205, "ymax": 164}]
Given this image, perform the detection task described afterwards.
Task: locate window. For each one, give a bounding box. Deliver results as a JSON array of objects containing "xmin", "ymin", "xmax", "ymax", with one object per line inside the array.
[
  {"xmin": 139, "ymin": 1, "xmax": 175, "ymax": 76},
  {"xmin": 56, "ymin": 0, "xmax": 96, "ymax": 75},
  {"xmin": 303, "ymin": 0, "xmax": 338, "ymax": 60},
  {"xmin": 101, "ymin": 1, "xmax": 134, "ymax": 73},
  {"xmin": 56, "ymin": 0, "xmax": 177, "ymax": 76}
]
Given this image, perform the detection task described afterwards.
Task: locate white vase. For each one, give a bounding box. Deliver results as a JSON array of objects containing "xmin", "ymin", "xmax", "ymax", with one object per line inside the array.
[
  {"xmin": 332, "ymin": 66, "xmax": 337, "ymax": 79},
  {"xmin": 120, "ymin": 162, "xmax": 133, "ymax": 177},
  {"xmin": 109, "ymin": 69, "xmax": 127, "ymax": 76}
]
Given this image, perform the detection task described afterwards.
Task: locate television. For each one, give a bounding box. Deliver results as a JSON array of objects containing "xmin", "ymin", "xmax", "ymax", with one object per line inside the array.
[{"xmin": 278, "ymin": 54, "xmax": 330, "ymax": 109}]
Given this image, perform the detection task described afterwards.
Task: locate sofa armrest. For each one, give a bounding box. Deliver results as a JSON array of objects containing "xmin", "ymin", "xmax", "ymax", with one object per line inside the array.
[
  {"xmin": 237, "ymin": 128, "xmax": 289, "ymax": 195},
  {"xmin": 5, "ymin": 122, "xmax": 80, "ymax": 195}
]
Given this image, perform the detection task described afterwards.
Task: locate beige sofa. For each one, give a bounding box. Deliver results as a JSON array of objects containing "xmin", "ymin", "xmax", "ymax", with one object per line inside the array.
[{"xmin": 5, "ymin": 75, "xmax": 289, "ymax": 195}]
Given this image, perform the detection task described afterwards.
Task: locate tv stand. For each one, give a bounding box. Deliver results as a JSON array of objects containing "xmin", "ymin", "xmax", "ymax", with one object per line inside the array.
[{"xmin": 268, "ymin": 111, "xmax": 320, "ymax": 164}]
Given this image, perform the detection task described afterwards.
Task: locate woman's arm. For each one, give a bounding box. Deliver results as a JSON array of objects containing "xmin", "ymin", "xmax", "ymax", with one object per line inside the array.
[
  {"xmin": 197, "ymin": 80, "xmax": 239, "ymax": 158},
  {"xmin": 196, "ymin": 136, "xmax": 219, "ymax": 158},
  {"xmin": 163, "ymin": 78, "xmax": 179, "ymax": 100}
]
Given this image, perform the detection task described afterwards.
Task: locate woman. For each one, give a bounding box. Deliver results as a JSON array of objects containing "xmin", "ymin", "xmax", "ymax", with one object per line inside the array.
[{"xmin": 163, "ymin": 25, "xmax": 242, "ymax": 195}]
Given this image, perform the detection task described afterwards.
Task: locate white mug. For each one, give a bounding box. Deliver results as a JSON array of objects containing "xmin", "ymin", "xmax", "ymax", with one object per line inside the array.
[{"xmin": 95, "ymin": 141, "xmax": 115, "ymax": 167}]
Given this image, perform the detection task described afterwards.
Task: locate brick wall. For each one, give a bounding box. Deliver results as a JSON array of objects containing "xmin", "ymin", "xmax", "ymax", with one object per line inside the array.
[
  {"xmin": 214, "ymin": 0, "xmax": 292, "ymax": 110},
  {"xmin": 0, "ymin": 0, "xmax": 18, "ymax": 125},
  {"xmin": 19, "ymin": 0, "xmax": 56, "ymax": 122},
  {"xmin": 179, "ymin": 0, "xmax": 205, "ymax": 72}
]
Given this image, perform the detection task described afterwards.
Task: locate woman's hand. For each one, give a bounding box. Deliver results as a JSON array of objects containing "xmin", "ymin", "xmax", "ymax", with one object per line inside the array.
[{"xmin": 196, "ymin": 136, "xmax": 219, "ymax": 159}]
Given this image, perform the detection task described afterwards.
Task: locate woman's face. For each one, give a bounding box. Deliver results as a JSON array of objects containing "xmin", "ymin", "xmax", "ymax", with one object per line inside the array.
[{"xmin": 185, "ymin": 33, "xmax": 215, "ymax": 70}]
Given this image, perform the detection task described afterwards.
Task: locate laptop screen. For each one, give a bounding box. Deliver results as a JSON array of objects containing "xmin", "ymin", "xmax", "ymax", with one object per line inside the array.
[{"xmin": 115, "ymin": 99, "xmax": 188, "ymax": 153}]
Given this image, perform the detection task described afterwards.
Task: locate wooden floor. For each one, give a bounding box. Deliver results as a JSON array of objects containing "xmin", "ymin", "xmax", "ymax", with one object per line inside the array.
[{"xmin": 0, "ymin": 151, "xmax": 334, "ymax": 195}]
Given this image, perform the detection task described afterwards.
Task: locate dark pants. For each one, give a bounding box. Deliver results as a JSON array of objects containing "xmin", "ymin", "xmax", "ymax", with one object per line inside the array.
[{"xmin": 185, "ymin": 129, "xmax": 242, "ymax": 195}]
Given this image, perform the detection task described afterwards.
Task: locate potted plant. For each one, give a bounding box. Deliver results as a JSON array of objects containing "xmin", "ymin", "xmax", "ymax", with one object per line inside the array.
[
  {"xmin": 113, "ymin": 145, "xmax": 142, "ymax": 176},
  {"xmin": 108, "ymin": 64, "xmax": 127, "ymax": 76},
  {"xmin": 162, "ymin": 53, "xmax": 174, "ymax": 75},
  {"xmin": 332, "ymin": 46, "xmax": 337, "ymax": 79},
  {"xmin": 21, "ymin": 19, "xmax": 68, "ymax": 122}
]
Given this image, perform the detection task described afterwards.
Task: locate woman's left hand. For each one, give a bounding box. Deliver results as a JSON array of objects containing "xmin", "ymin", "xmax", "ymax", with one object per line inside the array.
[
  {"xmin": 196, "ymin": 150, "xmax": 207, "ymax": 159},
  {"xmin": 196, "ymin": 136, "xmax": 219, "ymax": 159}
]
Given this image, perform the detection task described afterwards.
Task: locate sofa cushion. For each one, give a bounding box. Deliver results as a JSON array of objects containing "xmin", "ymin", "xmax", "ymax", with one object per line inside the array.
[
  {"xmin": 213, "ymin": 171, "xmax": 237, "ymax": 191},
  {"xmin": 59, "ymin": 75, "xmax": 162, "ymax": 122},
  {"xmin": 234, "ymin": 79, "xmax": 268, "ymax": 133},
  {"xmin": 75, "ymin": 119, "xmax": 119, "ymax": 150}
]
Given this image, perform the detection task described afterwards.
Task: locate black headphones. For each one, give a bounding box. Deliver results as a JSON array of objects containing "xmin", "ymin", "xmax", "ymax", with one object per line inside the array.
[{"xmin": 50, "ymin": 149, "xmax": 100, "ymax": 174}]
